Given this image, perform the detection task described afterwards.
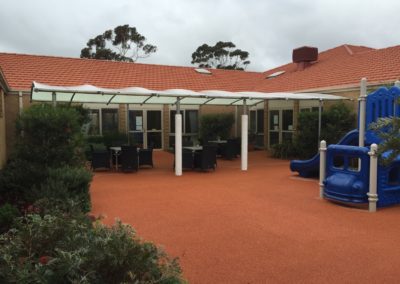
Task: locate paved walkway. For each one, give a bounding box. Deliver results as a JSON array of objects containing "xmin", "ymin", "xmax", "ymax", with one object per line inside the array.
[{"xmin": 91, "ymin": 151, "xmax": 400, "ymax": 283}]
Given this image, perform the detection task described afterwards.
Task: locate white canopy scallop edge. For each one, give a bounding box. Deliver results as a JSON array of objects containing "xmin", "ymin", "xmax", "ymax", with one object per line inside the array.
[{"xmin": 31, "ymin": 81, "xmax": 349, "ymax": 106}]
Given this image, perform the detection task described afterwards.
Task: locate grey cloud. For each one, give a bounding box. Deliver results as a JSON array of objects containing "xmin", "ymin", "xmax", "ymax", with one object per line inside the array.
[{"xmin": 0, "ymin": 0, "xmax": 399, "ymax": 72}]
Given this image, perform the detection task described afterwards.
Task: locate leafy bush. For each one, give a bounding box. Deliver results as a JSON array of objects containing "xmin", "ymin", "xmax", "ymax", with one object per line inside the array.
[
  {"xmin": 103, "ymin": 132, "xmax": 129, "ymax": 147},
  {"xmin": 199, "ymin": 113, "xmax": 235, "ymax": 142},
  {"xmin": 0, "ymin": 203, "xmax": 19, "ymax": 234},
  {"xmin": 294, "ymin": 102, "xmax": 355, "ymax": 159},
  {"xmin": 271, "ymin": 141, "xmax": 298, "ymax": 159},
  {"xmin": 31, "ymin": 167, "xmax": 93, "ymax": 213},
  {"xmin": 15, "ymin": 104, "xmax": 86, "ymax": 168},
  {"xmin": 0, "ymin": 159, "xmax": 48, "ymax": 205},
  {"xmin": 86, "ymin": 135, "xmax": 105, "ymax": 144},
  {"xmin": 0, "ymin": 104, "xmax": 92, "ymax": 206},
  {"xmin": 0, "ymin": 213, "xmax": 185, "ymax": 283}
]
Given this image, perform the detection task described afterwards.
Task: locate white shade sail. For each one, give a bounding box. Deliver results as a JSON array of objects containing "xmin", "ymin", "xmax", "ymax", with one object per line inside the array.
[{"xmin": 31, "ymin": 81, "xmax": 349, "ymax": 106}]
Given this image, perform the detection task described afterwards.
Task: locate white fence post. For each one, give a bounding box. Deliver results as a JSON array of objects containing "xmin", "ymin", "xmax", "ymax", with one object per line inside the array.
[
  {"xmin": 368, "ymin": 143, "xmax": 378, "ymax": 212},
  {"xmin": 319, "ymin": 140, "xmax": 327, "ymax": 198}
]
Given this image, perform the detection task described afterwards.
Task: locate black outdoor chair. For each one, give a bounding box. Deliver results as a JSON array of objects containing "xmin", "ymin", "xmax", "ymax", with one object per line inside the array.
[
  {"xmin": 139, "ymin": 148, "xmax": 154, "ymax": 168},
  {"xmin": 120, "ymin": 145, "xmax": 138, "ymax": 172},
  {"xmin": 91, "ymin": 150, "xmax": 111, "ymax": 171},
  {"xmin": 222, "ymin": 139, "xmax": 238, "ymax": 160},
  {"xmin": 194, "ymin": 145, "xmax": 217, "ymax": 171},
  {"xmin": 232, "ymin": 137, "xmax": 241, "ymax": 157},
  {"xmin": 173, "ymin": 148, "xmax": 195, "ymax": 170}
]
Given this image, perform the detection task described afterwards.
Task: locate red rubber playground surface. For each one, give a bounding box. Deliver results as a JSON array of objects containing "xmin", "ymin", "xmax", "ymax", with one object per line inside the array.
[{"xmin": 91, "ymin": 151, "xmax": 400, "ymax": 283}]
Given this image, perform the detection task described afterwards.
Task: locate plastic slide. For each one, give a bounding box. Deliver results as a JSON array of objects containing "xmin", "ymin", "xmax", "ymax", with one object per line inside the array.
[{"xmin": 289, "ymin": 129, "xmax": 359, "ymax": 177}]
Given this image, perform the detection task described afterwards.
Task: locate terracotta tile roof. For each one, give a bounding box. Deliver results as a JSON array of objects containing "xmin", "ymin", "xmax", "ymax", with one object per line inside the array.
[
  {"xmin": 257, "ymin": 44, "xmax": 400, "ymax": 92},
  {"xmin": 0, "ymin": 53, "xmax": 261, "ymax": 92},
  {"xmin": 1, "ymin": 44, "xmax": 400, "ymax": 94}
]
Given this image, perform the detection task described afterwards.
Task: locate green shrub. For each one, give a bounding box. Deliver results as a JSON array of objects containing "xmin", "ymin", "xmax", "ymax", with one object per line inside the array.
[
  {"xmin": 0, "ymin": 159, "xmax": 48, "ymax": 205},
  {"xmin": 31, "ymin": 167, "xmax": 93, "ymax": 213},
  {"xmin": 0, "ymin": 104, "xmax": 91, "ymax": 206},
  {"xmin": 294, "ymin": 102, "xmax": 355, "ymax": 159},
  {"xmin": 15, "ymin": 104, "xmax": 86, "ymax": 168},
  {"xmin": 0, "ymin": 213, "xmax": 185, "ymax": 283},
  {"xmin": 86, "ymin": 135, "xmax": 105, "ymax": 144},
  {"xmin": 0, "ymin": 203, "xmax": 19, "ymax": 234},
  {"xmin": 199, "ymin": 113, "xmax": 235, "ymax": 141},
  {"xmin": 103, "ymin": 132, "xmax": 129, "ymax": 147},
  {"xmin": 271, "ymin": 141, "xmax": 298, "ymax": 159}
]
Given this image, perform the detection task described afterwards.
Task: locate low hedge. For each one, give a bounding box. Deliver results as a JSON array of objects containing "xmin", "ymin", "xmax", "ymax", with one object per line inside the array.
[{"xmin": 0, "ymin": 212, "xmax": 185, "ymax": 283}]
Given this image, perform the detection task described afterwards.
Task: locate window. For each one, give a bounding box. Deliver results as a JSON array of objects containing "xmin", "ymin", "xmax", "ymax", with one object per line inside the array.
[
  {"xmin": 250, "ymin": 109, "xmax": 264, "ymax": 133},
  {"xmin": 348, "ymin": 157, "xmax": 361, "ymax": 172},
  {"xmin": 170, "ymin": 110, "xmax": 198, "ymax": 134},
  {"xmin": 388, "ymin": 165, "xmax": 400, "ymax": 185},
  {"xmin": 257, "ymin": 110, "xmax": 264, "ymax": 133},
  {"xmin": 87, "ymin": 109, "xmax": 100, "ymax": 135},
  {"xmin": 282, "ymin": 110, "xmax": 293, "ymax": 131},
  {"xmin": 185, "ymin": 110, "xmax": 198, "ymax": 133},
  {"xmin": 170, "ymin": 109, "xmax": 199, "ymax": 147},
  {"xmin": 250, "ymin": 111, "xmax": 256, "ymax": 134},
  {"xmin": 102, "ymin": 109, "xmax": 118, "ymax": 134},
  {"xmin": 333, "ymin": 155, "xmax": 345, "ymax": 169},
  {"xmin": 129, "ymin": 110, "xmax": 143, "ymax": 131}
]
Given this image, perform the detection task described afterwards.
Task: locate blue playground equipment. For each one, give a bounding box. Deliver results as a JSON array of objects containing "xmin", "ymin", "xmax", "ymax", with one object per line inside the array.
[
  {"xmin": 290, "ymin": 129, "xmax": 359, "ymax": 177},
  {"xmin": 291, "ymin": 82, "xmax": 400, "ymax": 210}
]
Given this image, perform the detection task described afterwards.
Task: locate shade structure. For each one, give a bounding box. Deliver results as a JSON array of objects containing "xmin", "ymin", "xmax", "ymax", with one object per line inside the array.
[
  {"xmin": 31, "ymin": 82, "xmax": 348, "ymax": 106},
  {"xmin": 30, "ymin": 81, "xmax": 349, "ymax": 176}
]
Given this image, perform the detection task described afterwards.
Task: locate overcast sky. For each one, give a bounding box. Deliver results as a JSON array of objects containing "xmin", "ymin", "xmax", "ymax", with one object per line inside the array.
[{"xmin": 1, "ymin": 0, "xmax": 399, "ymax": 72}]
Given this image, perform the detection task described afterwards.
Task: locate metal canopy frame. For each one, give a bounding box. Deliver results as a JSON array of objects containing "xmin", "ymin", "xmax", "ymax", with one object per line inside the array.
[{"xmin": 30, "ymin": 81, "xmax": 349, "ymax": 176}]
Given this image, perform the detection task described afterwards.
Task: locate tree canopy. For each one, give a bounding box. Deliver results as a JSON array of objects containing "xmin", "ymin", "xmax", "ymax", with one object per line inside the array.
[
  {"xmin": 80, "ymin": 24, "xmax": 157, "ymax": 62},
  {"xmin": 191, "ymin": 41, "xmax": 250, "ymax": 70}
]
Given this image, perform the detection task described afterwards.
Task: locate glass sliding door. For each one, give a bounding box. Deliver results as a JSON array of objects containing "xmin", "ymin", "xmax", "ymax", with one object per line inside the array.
[
  {"xmin": 250, "ymin": 109, "xmax": 265, "ymax": 148},
  {"xmin": 169, "ymin": 109, "xmax": 199, "ymax": 147},
  {"xmin": 268, "ymin": 109, "xmax": 294, "ymax": 148},
  {"xmin": 101, "ymin": 109, "xmax": 118, "ymax": 134},
  {"xmin": 282, "ymin": 109, "xmax": 293, "ymax": 142},
  {"xmin": 129, "ymin": 110, "xmax": 163, "ymax": 149},
  {"xmin": 269, "ymin": 110, "xmax": 280, "ymax": 147},
  {"xmin": 146, "ymin": 110, "xmax": 162, "ymax": 149},
  {"xmin": 129, "ymin": 110, "xmax": 144, "ymax": 147}
]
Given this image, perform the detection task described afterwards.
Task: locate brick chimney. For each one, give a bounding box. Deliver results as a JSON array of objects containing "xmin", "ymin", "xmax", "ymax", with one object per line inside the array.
[{"xmin": 292, "ymin": 46, "xmax": 318, "ymax": 71}]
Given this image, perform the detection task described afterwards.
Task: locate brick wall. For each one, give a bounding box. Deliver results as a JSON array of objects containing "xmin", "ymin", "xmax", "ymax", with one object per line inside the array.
[
  {"xmin": 0, "ymin": 89, "xmax": 6, "ymax": 168},
  {"xmin": 118, "ymin": 104, "xmax": 127, "ymax": 133},
  {"xmin": 4, "ymin": 93, "xmax": 33, "ymax": 159}
]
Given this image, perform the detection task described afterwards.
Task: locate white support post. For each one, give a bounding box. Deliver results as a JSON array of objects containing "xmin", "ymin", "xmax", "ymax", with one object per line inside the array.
[
  {"xmin": 18, "ymin": 91, "xmax": 23, "ymax": 114},
  {"xmin": 52, "ymin": 92, "xmax": 57, "ymax": 108},
  {"xmin": 126, "ymin": 104, "xmax": 130, "ymax": 144},
  {"xmin": 394, "ymin": 81, "xmax": 400, "ymax": 117},
  {"xmin": 175, "ymin": 113, "xmax": 182, "ymax": 176},
  {"xmin": 368, "ymin": 143, "xmax": 378, "ymax": 212},
  {"xmin": 318, "ymin": 99, "xmax": 323, "ymax": 143},
  {"xmin": 359, "ymin": 78, "xmax": 367, "ymax": 147},
  {"xmin": 241, "ymin": 114, "xmax": 248, "ymax": 171},
  {"xmin": 319, "ymin": 140, "xmax": 327, "ymax": 198}
]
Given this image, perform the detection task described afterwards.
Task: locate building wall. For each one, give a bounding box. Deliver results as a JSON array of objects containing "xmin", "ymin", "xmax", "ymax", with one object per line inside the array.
[
  {"xmin": 162, "ymin": 104, "xmax": 169, "ymax": 150},
  {"xmin": 4, "ymin": 92, "xmax": 32, "ymax": 159},
  {"xmin": 0, "ymin": 88, "xmax": 363, "ymax": 158},
  {"xmin": 0, "ymin": 89, "xmax": 7, "ymax": 168}
]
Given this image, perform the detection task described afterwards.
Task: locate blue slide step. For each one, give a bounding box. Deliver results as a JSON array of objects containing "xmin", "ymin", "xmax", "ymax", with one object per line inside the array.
[{"xmin": 290, "ymin": 129, "xmax": 359, "ymax": 177}]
